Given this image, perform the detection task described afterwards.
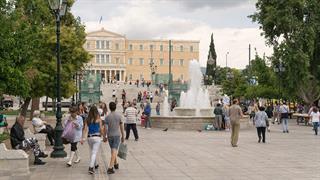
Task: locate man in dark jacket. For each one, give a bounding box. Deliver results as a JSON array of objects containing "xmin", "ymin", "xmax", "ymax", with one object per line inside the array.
[
  {"xmin": 10, "ymin": 115, "xmax": 48, "ymax": 165},
  {"xmin": 214, "ymin": 103, "xmax": 223, "ymax": 130}
]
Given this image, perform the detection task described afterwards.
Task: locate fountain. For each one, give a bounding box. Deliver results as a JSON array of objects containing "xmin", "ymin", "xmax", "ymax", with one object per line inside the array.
[
  {"xmin": 153, "ymin": 60, "xmax": 217, "ymax": 130},
  {"xmin": 175, "ymin": 60, "xmax": 212, "ymax": 116}
]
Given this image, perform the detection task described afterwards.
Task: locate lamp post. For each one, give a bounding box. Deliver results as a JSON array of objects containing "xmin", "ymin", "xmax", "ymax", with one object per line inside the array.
[
  {"xmin": 48, "ymin": 0, "xmax": 67, "ymax": 158},
  {"xmin": 207, "ymin": 51, "xmax": 215, "ymax": 84},
  {"xmin": 274, "ymin": 62, "xmax": 285, "ymax": 103}
]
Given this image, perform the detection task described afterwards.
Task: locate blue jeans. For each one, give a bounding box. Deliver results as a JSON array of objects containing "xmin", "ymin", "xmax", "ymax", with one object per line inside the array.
[
  {"xmin": 313, "ymin": 122, "xmax": 319, "ymax": 135},
  {"xmin": 145, "ymin": 115, "xmax": 151, "ymax": 128},
  {"xmin": 282, "ymin": 118, "xmax": 289, "ymax": 132}
]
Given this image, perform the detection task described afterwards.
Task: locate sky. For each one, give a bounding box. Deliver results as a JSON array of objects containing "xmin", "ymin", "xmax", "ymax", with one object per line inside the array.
[{"xmin": 71, "ymin": 0, "xmax": 273, "ymax": 69}]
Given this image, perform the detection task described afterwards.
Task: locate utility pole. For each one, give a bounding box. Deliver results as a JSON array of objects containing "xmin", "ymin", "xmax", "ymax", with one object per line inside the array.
[
  {"xmin": 168, "ymin": 40, "xmax": 172, "ymax": 99},
  {"xmin": 249, "ymin": 44, "xmax": 251, "ymax": 84}
]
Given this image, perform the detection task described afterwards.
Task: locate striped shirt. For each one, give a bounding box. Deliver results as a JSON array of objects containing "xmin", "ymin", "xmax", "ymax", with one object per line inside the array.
[{"xmin": 124, "ymin": 107, "xmax": 138, "ymax": 124}]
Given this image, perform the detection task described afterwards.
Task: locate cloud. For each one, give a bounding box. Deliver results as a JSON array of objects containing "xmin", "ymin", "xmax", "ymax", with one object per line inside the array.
[
  {"xmin": 172, "ymin": 0, "xmax": 252, "ymax": 10},
  {"xmin": 73, "ymin": 0, "xmax": 270, "ymax": 69}
]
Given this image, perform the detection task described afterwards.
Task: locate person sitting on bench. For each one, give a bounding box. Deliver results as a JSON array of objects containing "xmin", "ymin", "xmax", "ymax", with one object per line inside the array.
[
  {"xmin": 32, "ymin": 110, "xmax": 55, "ymax": 146},
  {"xmin": 10, "ymin": 115, "xmax": 48, "ymax": 165}
]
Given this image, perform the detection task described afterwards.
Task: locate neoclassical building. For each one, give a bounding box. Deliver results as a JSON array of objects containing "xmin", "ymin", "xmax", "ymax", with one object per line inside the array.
[{"xmin": 84, "ymin": 28, "xmax": 199, "ymax": 82}]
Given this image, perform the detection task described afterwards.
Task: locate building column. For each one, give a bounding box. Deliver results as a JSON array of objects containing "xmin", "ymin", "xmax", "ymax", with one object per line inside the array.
[
  {"xmin": 119, "ymin": 70, "xmax": 122, "ymax": 82},
  {"xmin": 123, "ymin": 71, "xmax": 126, "ymax": 82}
]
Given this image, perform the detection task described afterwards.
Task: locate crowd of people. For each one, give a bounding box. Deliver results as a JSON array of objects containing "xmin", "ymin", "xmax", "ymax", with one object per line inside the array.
[{"xmin": 212, "ymin": 99, "xmax": 320, "ymax": 147}]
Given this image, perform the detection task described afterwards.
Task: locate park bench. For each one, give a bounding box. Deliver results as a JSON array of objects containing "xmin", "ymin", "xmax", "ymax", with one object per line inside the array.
[{"xmin": 292, "ymin": 113, "xmax": 311, "ymax": 126}]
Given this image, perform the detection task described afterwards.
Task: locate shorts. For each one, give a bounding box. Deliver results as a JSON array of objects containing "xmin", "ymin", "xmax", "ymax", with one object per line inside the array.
[{"xmin": 108, "ymin": 136, "xmax": 120, "ymax": 150}]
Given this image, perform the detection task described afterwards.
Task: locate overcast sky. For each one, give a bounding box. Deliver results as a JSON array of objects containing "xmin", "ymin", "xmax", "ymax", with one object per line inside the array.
[{"xmin": 71, "ymin": 0, "xmax": 272, "ymax": 69}]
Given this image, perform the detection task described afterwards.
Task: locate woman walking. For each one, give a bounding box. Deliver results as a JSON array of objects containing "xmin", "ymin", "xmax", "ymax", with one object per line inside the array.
[
  {"xmin": 254, "ymin": 106, "xmax": 269, "ymax": 143},
  {"xmin": 82, "ymin": 106, "xmax": 104, "ymax": 174},
  {"xmin": 310, "ymin": 107, "xmax": 320, "ymax": 135},
  {"xmin": 65, "ymin": 106, "xmax": 83, "ymax": 167}
]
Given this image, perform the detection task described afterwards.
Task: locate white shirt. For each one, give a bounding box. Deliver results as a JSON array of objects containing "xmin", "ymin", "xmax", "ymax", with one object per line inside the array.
[
  {"xmin": 310, "ymin": 112, "xmax": 320, "ymax": 123},
  {"xmin": 280, "ymin": 105, "xmax": 289, "ymax": 113},
  {"xmin": 32, "ymin": 117, "xmax": 46, "ymax": 132}
]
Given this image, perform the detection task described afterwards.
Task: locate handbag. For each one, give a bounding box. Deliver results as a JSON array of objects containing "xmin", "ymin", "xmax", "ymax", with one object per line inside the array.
[
  {"xmin": 117, "ymin": 143, "xmax": 128, "ymax": 160},
  {"xmin": 62, "ymin": 120, "xmax": 75, "ymax": 142}
]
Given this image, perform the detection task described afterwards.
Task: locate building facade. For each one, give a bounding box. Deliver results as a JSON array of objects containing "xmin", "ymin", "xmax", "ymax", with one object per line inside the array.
[{"xmin": 84, "ymin": 28, "xmax": 199, "ymax": 83}]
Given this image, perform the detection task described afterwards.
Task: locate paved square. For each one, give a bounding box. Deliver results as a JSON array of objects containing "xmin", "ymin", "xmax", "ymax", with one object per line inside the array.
[{"xmin": 27, "ymin": 120, "xmax": 319, "ymax": 180}]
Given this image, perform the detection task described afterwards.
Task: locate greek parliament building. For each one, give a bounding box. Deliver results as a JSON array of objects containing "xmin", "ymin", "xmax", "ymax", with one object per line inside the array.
[{"xmin": 84, "ymin": 28, "xmax": 199, "ymax": 83}]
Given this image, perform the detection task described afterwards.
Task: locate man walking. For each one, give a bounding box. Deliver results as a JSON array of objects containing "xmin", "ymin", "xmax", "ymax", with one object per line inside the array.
[
  {"xmin": 104, "ymin": 102, "xmax": 125, "ymax": 174},
  {"xmin": 124, "ymin": 102, "xmax": 139, "ymax": 141},
  {"xmin": 229, "ymin": 99, "xmax": 243, "ymax": 147}
]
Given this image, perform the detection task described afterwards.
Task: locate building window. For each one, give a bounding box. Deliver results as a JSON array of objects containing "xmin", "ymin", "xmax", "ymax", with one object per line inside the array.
[
  {"xmin": 129, "ymin": 44, "xmax": 133, "ymax": 50},
  {"xmin": 140, "ymin": 44, "xmax": 143, "ymax": 50},
  {"xmin": 128, "ymin": 58, "xmax": 133, "ymax": 65},
  {"xmin": 129, "ymin": 74, "xmax": 133, "ymax": 80},
  {"xmin": 160, "ymin": 58, "xmax": 164, "ymax": 66},
  {"xmin": 139, "ymin": 58, "xmax": 144, "ymax": 65},
  {"xmin": 190, "ymin": 46, "xmax": 194, "ymax": 52},
  {"xmin": 106, "ymin": 54, "xmax": 110, "ymax": 63},
  {"xmin": 95, "ymin": 54, "xmax": 100, "ymax": 63},
  {"xmin": 101, "ymin": 54, "xmax": 105, "ymax": 64},
  {"xmin": 106, "ymin": 41, "xmax": 110, "ymax": 49},
  {"xmin": 140, "ymin": 74, "xmax": 144, "ymax": 80},
  {"xmin": 180, "ymin": 59, "xmax": 184, "ymax": 66},
  {"xmin": 96, "ymin": 41, "xmax": 100, "ymax": 49},
  {"xmin": 170, "ymin": 59, "xmax": 174, "ymax": 65},
  {"xmin": 86, "ymin": 42, "xmax": 90, "ymax": 49},
  {"xmin": 116, "ymin": 57, "xmax": 120, "ymax": 64},
  {"xmin": 180, "ymin": 45, "xmax": 183, "ymax": 52},
  {"xmin": 101, "ymin": 41, "xmax": 105, "ymax": 49},
  {"xmin": 149, "ymin": 58, "xmax": 154, "ymax": 65},
  {"xmin": 150, "ymin": 44, "xmax": 153, "ymax": 50},
  {"xmin": 115, "ymin": 43, "xmax": 119, "ymax": 50},
  {"xmin": 180, "ymin": 74, "xmax": 184, "ymax": 80}
]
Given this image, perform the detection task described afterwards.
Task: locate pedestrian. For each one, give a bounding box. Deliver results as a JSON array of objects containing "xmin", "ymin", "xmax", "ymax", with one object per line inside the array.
[
  {"xmin": 122, "ymin": 89, "xmax": 126, "ymax": 100},
  {"xmin": 144, "ymin": 101, "xmax": 152, "ymax": 129},
  {"xmin": 309, "ymin": 107, "xmax": 319, "ymax": 135},
  {"xmin": 103, "ymin": 102, "xmax": 125, "ymax": 174},
  {"xmin": 81, "ymin": 106, "xmax": 104, "ymax": 174},
  {"xmin": 124, "ymin": 102, "xmax": 139, "ymax": 141},
  {"xmin": 10, "ymin": 115, "xmax": 48, "ymax": 165},
  {"xmin": 156, "ymin": 102, "xmax": 160, "ymax": 115},
  {"xmin": 229, "ymin": 99, "xmax": 243, "ymax": 147},
  {"xmin": 223, "ymin": 104, "xmax": 230, "ymax": 131},
  {"xmin": 280, "ymin": 102, "xmax": 289, "ymax": 133},
  {"xmin": 214, "ymin": 103, "xmax": 223, "ymax": 130},
  {"xmin": 32, "ymin": 110, "xmax": 55, "ymax": 146},
  {"xmin": 272, "ymin": 101, "xmax": 280, "ymax": 124},
  {"xmin": 98, "ymin": 102, "xmax": 108, "ymax": 120},
  {"xmin": 140, "ymin": 112, "xmax": 146, "ymax": 128},
  {"xmin": 150, "ymin": 92, "xmax": 153, "ymax": 103},
  {"xmin": 254, "ymin": 106, "xmax": 269, "ymax": 143},
  {"xmin": 65, "ymin": 106, "xmax": 83, "ymax": 167}
]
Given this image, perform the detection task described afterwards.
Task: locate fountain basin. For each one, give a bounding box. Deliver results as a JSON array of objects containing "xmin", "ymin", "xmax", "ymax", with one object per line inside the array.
[
  {"xmin": 199, "ymin": 108, "xmax": 214, "ymax": 116},
  {"xmin": 151, "ymin": 116, "xmax": 214, "ymax": 130},
  {"xmin": 174, "ymin": 107, "xmax": 196, "ymax": 116}
]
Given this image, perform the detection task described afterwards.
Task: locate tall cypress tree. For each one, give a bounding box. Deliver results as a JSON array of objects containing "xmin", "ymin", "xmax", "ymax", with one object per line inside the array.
[{"xmin": 205, "ymin": 33, "xmax": 217, "ymax": 84}]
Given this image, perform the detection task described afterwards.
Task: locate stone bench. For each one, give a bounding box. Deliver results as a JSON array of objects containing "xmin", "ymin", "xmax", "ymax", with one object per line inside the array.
[{"xmin": 0, "ymin": 143, "xmax": 30, "ymax": 179}]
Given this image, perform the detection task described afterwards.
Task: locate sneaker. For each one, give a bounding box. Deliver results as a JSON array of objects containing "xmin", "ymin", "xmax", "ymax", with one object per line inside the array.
[
  {"xmin": 286, "ymin": 130, "xmax": 289, "ymax": 133},
  {"xmin": 95, "ymin": 164, "xmax": 99, "ymax": 169},
  {"xmin": 283, "ymin": 131, "xmax": 286, "ymax": 133},
  {"xmin": 135, "ymin": 139, "xmax": 139, "ymax": 141},
  {"xmin": 107, "ymin": 168, "xmax": 115, "ymax": 174},
  {"xmin": 34, "ymin": 158, "xmax": 46, "ymax": 165},
  {"xmin": 38, "ymin": 152, "xmax": 48, "ymax": 158},
  {"xmin": 88, "ymin": 167, "xmax": 94, "ymax": 174},
  {"xmin": 114, "ymin": 163, "xmax": 119, "ymax": 169},
  {"xmin": 66, "ymin": 162, "xmax": 72, "ymax": 167}
]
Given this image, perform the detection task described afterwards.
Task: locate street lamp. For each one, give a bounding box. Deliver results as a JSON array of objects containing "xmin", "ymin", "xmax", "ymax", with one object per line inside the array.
[
  {"xmin": 273, "ymin": 62, "xmax": 285, "ymax": 103},
  {"xmin": 48, "ymin": 0, "xmax": 67, "ymax": 158}
]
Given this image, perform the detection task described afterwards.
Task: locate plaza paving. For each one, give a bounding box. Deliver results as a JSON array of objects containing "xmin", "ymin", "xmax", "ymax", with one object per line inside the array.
[{"xmin": 22, "ymin": 120, "xmax": 320, "ymax": 180}]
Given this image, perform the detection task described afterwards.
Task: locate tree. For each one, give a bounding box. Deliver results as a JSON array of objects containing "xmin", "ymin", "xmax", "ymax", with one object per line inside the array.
[
  {"xmin": 250, "ymin": 0, "xmax": 320, "ymax": 106},
  {"xmin": 205, "ymin": 33, "xmax": 217, "ymax": 85},
  {"xmin": 0, "ymin": 0, "xmax": 91, "ymax": 117}
]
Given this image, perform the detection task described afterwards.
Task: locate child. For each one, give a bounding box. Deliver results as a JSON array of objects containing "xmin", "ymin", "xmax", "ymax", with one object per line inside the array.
[{"xmin": 140, "ymin": 112, "xmax": 146, "ymax": 128}]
